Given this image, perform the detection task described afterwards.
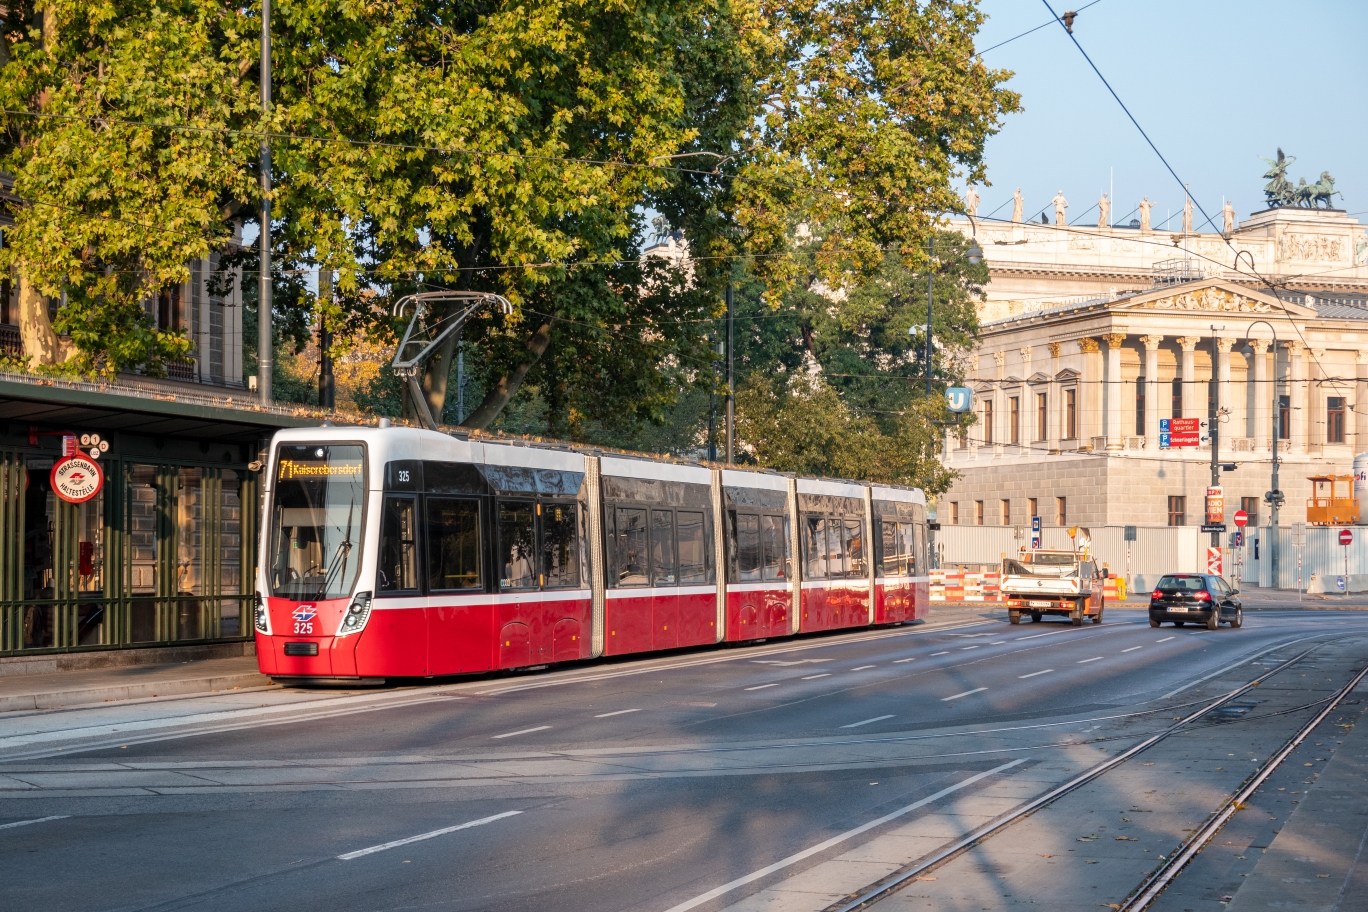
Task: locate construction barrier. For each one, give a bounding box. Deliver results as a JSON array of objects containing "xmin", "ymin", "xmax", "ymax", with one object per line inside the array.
[{"xmin": 931, "ymin": 568, "xmax": 1126, "ymax": 603}]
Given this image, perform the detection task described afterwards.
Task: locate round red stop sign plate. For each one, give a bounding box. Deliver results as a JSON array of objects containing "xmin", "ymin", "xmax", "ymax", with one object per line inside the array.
[
  {"xmin": 1233, "ymin": 510, "xmax": 1248, "ymax": 528},
  {"xmin": 1340, "ymin": 529, "xmax": 1354, "ymax": 546}
]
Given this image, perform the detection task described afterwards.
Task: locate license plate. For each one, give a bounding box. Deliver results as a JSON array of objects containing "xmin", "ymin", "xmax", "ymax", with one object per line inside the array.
[
  {"xmin": 1029, "ymin": 600, "xmax": 1052, "ymax": 608},
  {"xmin": 1168, "ymin": 606, "xmax": 1187, "ymax": 612}
]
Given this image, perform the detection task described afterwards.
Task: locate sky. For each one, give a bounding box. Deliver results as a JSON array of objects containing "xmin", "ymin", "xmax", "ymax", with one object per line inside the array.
[{"xmin": 968, "ymin": 0, "xmax": 1368, "ymax": 231}]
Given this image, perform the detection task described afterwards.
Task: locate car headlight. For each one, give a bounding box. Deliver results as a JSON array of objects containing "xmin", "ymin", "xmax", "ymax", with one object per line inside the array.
[
  {"xmin": 336, "ymin": 591, "xmax": 374, "ymax": 637},
  {"xmin": 253, "ymin": 593, "xmax": 271, "ymax": 634}
]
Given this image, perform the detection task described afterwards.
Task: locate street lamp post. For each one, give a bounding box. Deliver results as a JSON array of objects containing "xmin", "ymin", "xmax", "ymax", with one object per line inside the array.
[{"xmin": 1242, "ymin": 319, "xmax": 1281, "ymax": 589}]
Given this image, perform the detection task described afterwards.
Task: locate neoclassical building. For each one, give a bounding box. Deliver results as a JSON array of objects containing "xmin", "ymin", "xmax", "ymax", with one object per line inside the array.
[{"xmin": 939, "ymin": 207, "xmax": 1368, "ymax": 529}]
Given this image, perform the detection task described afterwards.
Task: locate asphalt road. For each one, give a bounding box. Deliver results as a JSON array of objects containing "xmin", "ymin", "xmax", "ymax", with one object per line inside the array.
[{"xmin": 3, "ymin": 606, "xmax": 1368, "ymax": 912}]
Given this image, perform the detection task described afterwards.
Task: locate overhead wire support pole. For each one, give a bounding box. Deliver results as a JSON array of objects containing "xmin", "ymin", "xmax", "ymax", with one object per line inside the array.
[
  {"xmin": 1242, "ymin": 315, "xmax": 1281, "ymax": 590},
  {"xmin": 257, "ymin": 0, "xmax": 272, "ymax": 405},
  {"xmin": 726, "ymin": 284, "xmax": 734, "ymax": 466},
  {"xmin": 391, "ymin": 291, "xmax": 513, "ymax": 431},
  {"xmin": 1210, "ymin": 324, "xmax": 1220, "ymax": 552}
]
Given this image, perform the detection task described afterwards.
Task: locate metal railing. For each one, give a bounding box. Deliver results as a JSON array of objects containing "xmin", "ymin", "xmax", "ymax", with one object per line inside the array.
[{"xmin": 0, "ymin": 594, "xmax": 254, "ymax": 655}]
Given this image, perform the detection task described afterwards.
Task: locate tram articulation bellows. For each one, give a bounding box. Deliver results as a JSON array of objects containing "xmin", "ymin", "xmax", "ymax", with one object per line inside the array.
[{"xmin": 390, "ymin": 291, "xmax": 514, "ymax": 430}]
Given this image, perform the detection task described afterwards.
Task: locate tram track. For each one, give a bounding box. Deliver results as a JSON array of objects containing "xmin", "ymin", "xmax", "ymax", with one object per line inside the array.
[{"xmin": 824, "ymin": 641, "xmax": 1357, "ymax": 912}]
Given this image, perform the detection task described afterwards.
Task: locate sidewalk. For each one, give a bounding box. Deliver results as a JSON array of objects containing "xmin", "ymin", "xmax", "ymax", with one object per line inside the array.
[{"xmin": 0, "ymin": 655, "xmax": 273, "ymax": 713}]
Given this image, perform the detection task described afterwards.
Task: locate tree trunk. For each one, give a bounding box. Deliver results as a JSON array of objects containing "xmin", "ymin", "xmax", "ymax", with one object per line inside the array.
[
  {"xmin": 419, "ymin": 332, "xmax": 458, "ymax": 423},
  {"xmin": 17, "ymin": 271, "xmax": 75, "ymax": 366},
  {"xmin": 460, "ymin": 320, "xmax": 553, "ymax": 431}
]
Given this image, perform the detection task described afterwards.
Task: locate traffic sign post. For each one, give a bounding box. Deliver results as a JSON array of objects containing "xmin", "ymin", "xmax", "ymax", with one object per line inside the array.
[
  {"xmin": 1341, "ymin": 528, "xmax": 1353, "ymax": 596},
  {"xmin": 1031, "ymin": 515, "xmax": 1041, "ymax": 550}
]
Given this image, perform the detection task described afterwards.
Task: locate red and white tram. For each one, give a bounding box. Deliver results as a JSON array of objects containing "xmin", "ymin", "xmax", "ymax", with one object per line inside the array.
[{"xmin": 254, "ymin": 425, "xmax": 930, "ymax": 680}]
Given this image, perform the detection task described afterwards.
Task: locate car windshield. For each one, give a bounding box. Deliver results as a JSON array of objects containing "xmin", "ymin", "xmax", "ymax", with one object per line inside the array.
[
  {"xmin": 1157, "ymin": 575, "xmax": 1206, "ymax": 591},
  {"xmin": 269, "ymin": 444, "xmax": 366, "ymax": 600}
]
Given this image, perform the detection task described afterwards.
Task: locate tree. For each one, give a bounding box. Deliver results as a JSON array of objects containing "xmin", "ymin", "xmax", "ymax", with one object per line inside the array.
[{"xmin": 0, "ymin": 0, "xmax": 1016, "ymax": 450}]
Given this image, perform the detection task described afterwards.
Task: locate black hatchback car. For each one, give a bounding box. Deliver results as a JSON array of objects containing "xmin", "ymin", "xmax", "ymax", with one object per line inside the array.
[{"xmin": 1149, "ymin": 574, "xmax": 1243, "ymax": 629}]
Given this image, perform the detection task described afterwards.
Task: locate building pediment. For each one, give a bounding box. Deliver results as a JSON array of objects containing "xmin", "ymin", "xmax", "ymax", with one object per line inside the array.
[
  {"xmin": 1054, "ymin": 367, "xmax": 1080, "ymax": 381},
  {"xmin": 1114, "ymin": 279, "xmax": 1317, "ymax": 318},
  {"xmin": 1027, "ymin": 371, "xmax": 1053, "ymax": 384}
]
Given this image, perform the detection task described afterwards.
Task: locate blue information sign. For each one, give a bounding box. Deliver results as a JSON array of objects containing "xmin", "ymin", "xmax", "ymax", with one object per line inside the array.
[{"xmin": 1031, "ymin": 515, "xmax": 1041, "ymax": 549}]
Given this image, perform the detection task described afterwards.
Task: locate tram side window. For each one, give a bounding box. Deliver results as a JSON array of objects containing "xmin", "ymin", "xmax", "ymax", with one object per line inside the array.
[
  {"xmin": 762, "ymin": 515, "xmax": 787, "ymax": 581},
  {"xmin": 736, "ymin": 513, "xmax": 762, "ymax": 582},
  {"xmin": 804, "ymin": 516, "xmax": 828, "ymax": 580},
  {"xmin": 612, "ymin": 507, "xmax": 649, "ymax": 586},
  {"xmin": 426, "ymin": 498, "xmax": 481, "ymax": 591},
  {"xmin": 906, "ymin": 523, "xmax": 920, "ymax": 575},
  {"xmin": 881, "ymin": 521, "xmax": 906, "ymax": 577},
  {"xmin": 541, "ymin": 503, "xmax": 580, "ymax": 588},
  {"xmin": 677, "ymin": 511, "xmax": 710, "ymax": 584},
  {"xmin": 843, "ymin": 518, "xmax": 865, "ymax": 578},
  {"xmin": 651, "ymin": 509, "xmax": 677, "ymax": 585},
  {"xmin": 499, "ymin": 502, "xmax": 538, "ymax": 589},
  {"xmin": 824, "ymin": 518, "xmax": 847, "ymax": 577},
  {"xmin": 378, "ymin": 497, "xmax": 419, "ymax": 592}
]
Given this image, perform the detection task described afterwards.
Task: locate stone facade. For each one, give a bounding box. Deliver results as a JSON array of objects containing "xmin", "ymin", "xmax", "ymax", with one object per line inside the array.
[{"xmin": 939, "ymin": 207, "xmax": 1368, "ymax": 530}]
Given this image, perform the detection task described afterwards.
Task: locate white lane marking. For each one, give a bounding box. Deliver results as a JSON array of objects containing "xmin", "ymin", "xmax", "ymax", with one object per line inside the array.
[
  {"xmin": 1122, "ymin": 646, "xmax": 1143, "ymax": 653},
  {"xmin": 802, "ymin": 673, "xmax": 832, "ymax": 680},
  {"xmin": 1160, "ymin": 637, "xmax": 1319, "ymax": 700},
  {"xmin": 893, "ymin": 658, "xmax": 915, "ymax": 664},
  {"xmin": 659, "ymin": 760, "xmax": 1026, "ymax": 912},
  {"xmin": 931, "ymin": 651, "xmax": 950, "ymax": 656},
  {"xmin": 1015, "ymin": 631, "xmax": 1067, "ymax": 640},
  {"xmin": 851, "ymin": 665, "xmax": 876, "ymax": 671},
  {"xmin": 960, "ymin": 645, "xmax": 982, "ymax": 651},
  {"xmin": 492, "ymin": 726, "xmax": 550, "ymax": 739},
  {"xmin": 1078, "ymin": 657, "xmax": 1104, "ymax": 664},
  {"xmin": 1018, "ymin": 669, "xmax": 1054, "ymax": 679},
  {"xmin": 990, "ymin": 641, "xmax": 1006, "ymax": 645},
  {"xmin": 841, "ymin": 715, "xmax": 894, "ymax": 729},
  {"xmin": 1157, "ymin": 637, "xmax": 1176, "ymax": 643},
  {"xmin": 745, "ymin": 683, "xmax": 781, "ymax": 691},
  {"xmin": 338, "ymin": 811, "xmax": 522, "ymax": 860},
  {"xmin": 594, "ymin": 709, "xmax": 641, "ymax": 718},
  {"xmin": 942, "ymin": 687, "xmax": 988, "ymax": 701},
  {"xmin": 0, "ymin": 815, "xmax": 68, "ymax": 830}
]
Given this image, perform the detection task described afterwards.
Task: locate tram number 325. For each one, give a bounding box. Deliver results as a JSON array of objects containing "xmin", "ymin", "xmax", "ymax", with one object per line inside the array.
[{"xmin": 292, "ymin": 606, "xmax": 318, "ymax": 635}]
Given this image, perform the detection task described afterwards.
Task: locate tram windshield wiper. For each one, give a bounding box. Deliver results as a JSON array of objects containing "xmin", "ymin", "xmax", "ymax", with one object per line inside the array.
[{"xmin": 313, "ymin": 501, "xmax": 356, "ymax": 600}]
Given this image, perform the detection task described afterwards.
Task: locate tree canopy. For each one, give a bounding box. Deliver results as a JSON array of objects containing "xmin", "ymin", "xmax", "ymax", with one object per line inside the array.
[{"xmin": 0, "ymin": 0, "xmax": 1016, "ymax": 489}]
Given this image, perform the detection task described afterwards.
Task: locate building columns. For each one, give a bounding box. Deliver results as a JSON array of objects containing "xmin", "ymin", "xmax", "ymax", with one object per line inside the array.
[
  {"xmin": 992, "ymin": 351, "xmax": 1006, "ymax": 450},
  {"xmin": 1102, "ymin": 333, "xmax": 1125, "ymax": 450},
  {"xmin": 1078, "ymin": 338, "xmax": 1101, "ymax": 448},
  {"xmin": 1177, "ymin": 336, "xmax": 1201, "ymax": 419},
  {"xmin": 1311, "ymin": 348, "xmax": 1327, "ymax": 449},
  {"xmin": 1140, "ymin": 335, "xmax": 1162, "ymax": 451},
  {"xmin": 1357, "ymin": 350, "xmax": 1368, "ymax": 452},
  {"xmin": 1250, "ymin": 339, "xmax": 1272, "ymax": 452},
  {"xmin": 1047, "ymin": 342, "xmax": 1061, "ymax": 452},
  {"xmin": 1287, "ymin": 341, "xmax": 1306, "ymax": 454}
]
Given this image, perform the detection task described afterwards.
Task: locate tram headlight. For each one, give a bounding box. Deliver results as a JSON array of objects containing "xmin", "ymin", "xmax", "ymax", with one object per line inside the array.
[
  {"xmin": 336, "ymin": 591, "xmax": 374, "ymax": 637},
  {"xmin": 253, "ymin": 593, "xmax": 271, "ymax": 635}
]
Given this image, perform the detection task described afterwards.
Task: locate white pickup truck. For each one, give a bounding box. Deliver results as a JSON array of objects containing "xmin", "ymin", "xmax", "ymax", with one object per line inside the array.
[{"xmin": 1001, "ymin": 548, "xmax": 1106, "ymax": 626}]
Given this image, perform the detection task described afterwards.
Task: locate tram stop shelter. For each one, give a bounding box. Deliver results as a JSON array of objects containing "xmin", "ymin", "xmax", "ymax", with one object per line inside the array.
[{"xmin": 0, "ymin": 373, "xmax": 322, "ymax": 663}]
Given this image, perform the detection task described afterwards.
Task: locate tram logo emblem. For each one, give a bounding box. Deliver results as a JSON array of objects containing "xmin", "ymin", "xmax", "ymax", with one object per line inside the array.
[
  {"xmin": 51, "ymin": 455, "xmax": 103, "ymax": 504},
  {"xmin": 292, "ymin": 605, "xmax": 318, "ymax": 623}
]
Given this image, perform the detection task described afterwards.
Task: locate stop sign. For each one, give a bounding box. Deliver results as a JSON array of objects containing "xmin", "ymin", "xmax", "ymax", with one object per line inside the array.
[
  {"xmin": 1233, "ymin": 510, "xmax": 1248, "ymax": 528},
  {"xmin": 1340, "ymin": 529, "xmax": 1354, "ymax": 546}
]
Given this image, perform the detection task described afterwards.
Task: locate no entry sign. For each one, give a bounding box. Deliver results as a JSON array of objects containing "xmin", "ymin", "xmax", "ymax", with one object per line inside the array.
[
  {"xmin": 1340, "ymin": 528, "xmax": 1354, "ymax": 546},
  {"xmin": 1233, "ymin": 510, "xmax": 1248, "ymax": 528}
]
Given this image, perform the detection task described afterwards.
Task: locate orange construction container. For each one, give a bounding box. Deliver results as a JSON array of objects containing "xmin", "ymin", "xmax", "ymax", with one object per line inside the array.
[{"xmin": 1307, "ymin": 474, "xmax": 1360, "ymax": 526}]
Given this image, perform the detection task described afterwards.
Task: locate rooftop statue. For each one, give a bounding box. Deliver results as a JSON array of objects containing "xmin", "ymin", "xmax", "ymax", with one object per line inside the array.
[{"xmin": 1260, "ymin": 149, "xmax": 1343, "ymax": 209}]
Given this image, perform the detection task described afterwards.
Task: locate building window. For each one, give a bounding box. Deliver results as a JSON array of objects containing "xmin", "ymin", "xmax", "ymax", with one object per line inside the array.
[
  {"xmin": 1278, "ymin": 394, "xmax": 1290, "ymax": 439},
  {"xmin": 1009, "ymin": 397, "xmax": 1020, "ymax": 445},
  {"xmin": 1064, "ymin": 389, "xmax": 1077, "ymax": 439},
  {"xmin": 982, "ymin": 400, "xmax": 994, "ymax": 445},
  {"xmin": 974, "ymin": 501, "xmax": 984, "ymax": 525},
  {"xmin": 1028, "ymin": 497, "xmax": 1038, "ymax": 519},
  {"xmin": 1328, "ymin": 397, "xmax": 1346, "ymax": 444},
  {"xmin": 1001, "ymin": 499, "xmax": 1011, "ymax": 525},
  {"xmin": 1172, "ymin": 378, "xmax": 1183, "ymax": 419},
  {"xmin": 1240, "ymin": 496, "xmax": 1259, "ymax": 528},
  {"xmin": 1167, "ymin": 495, "xmax": 1186, "ymax": 527},
  {"xmin": 1055, "ymin": 497, "xmax": 1067, "ymax": 526},
  {"xmin": 157, "ymin": 284, "xmax": 182, "ymax": 332},
  {"xmin": 1036, "ymin": 392, "xmax": 1047, "ymax": 441},
  {"xmin": 950, "ymin": 502, "xmax": 959, "ymax": 525},
  {"xmin": 1135, "ymin": 377, "xmax": 1146, "ymax": 435}
]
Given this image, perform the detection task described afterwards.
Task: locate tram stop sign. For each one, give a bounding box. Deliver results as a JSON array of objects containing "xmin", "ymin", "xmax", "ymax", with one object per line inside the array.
[{"xmin": 1340, "ymin": 528, "xmax": 1354, "ymax": 546}]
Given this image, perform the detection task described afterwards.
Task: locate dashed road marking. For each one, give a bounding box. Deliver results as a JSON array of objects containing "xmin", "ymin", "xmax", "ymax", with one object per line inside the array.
[
  {"xmin": 892, "ymin": 658, "xmax": 915, "ymax": 664},
  {"xmin": 1157, "ymin": 636, "xmax": 1175, "ymax": 643},
  {"xmin": 841, "ymin": 715, "xmax": 894, "ymax": 729},
  {"xmin": 1078, "ymin": 657, "xmax": 1103, "ymax": 664},
  {"xmin": 931, "ymin": 651, "xmax": 950, "ymax": 656},
  {"xmin": 851, "ymin": 665, "xmax": 876, "ymax": 671},
  {"xmin": 961, "ymin": 645, "xmax": 982, "ymax": 651},
  {"xmin": 802, "ymin": 673, "xmax": 831, "ymax": 680},
  {"xmin": 594, "ymin": 709, "xmax": 641, "ymax": 718},
  {"xmin": 942, "ymin": 687, "xmax": 988, "ymax": 701},
  {"xmin": 338, "ymin": 811, "xmax": 522, "ymax": 860},
  {"xmin": 1018, "ymin": 669, "xmax": 1054, "ymax": 679},
  {"xmin": 0, "ymin": 815, "xmax": 68, "ymax": 831},
  {"xmin": 1122, "ymin": 646, "xmax": 1143, "ymax": 653},
  {"xmin": 745, "ymin": 683, "xmax": 781, "ymax": 691},
  {"xmin": 492, "ymin": 726, "xmax": 551, "ymax": 739}
]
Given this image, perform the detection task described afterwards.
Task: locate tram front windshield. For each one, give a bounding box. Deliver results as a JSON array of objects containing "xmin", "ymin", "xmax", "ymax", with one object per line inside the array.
[{"xmin": 270, "ymin": 444, "xmax": 366, "ymax": 600}]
